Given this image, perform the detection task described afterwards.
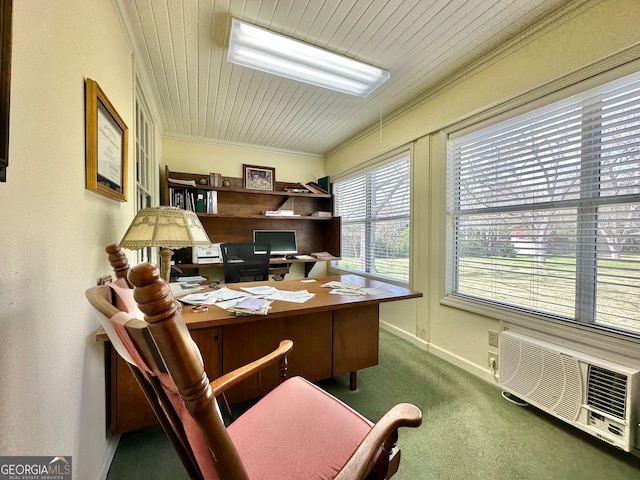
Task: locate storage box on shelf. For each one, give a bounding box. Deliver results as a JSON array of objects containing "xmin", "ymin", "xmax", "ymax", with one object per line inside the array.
[{"xmin": 163, "ymin": 167, "xmax": 341, "ymax": 275}]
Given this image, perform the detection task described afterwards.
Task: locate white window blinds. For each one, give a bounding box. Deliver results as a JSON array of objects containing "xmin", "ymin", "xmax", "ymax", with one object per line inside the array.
[
  {"xmin": 334, "ymin": 154, "xmax": 411, "ymax": 283},
  {"xmin": 448, "ymin": 71, "xmax": 640, "ymax": 336}
]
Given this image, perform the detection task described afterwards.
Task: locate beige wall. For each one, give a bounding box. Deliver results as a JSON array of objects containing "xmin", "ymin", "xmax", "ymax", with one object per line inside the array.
[
  {"xmin": 0, "ymin": 1, "xmax": 136, "ymax": 478},
  {"xmin": 327, "ymin": 0, "xmax": 640, "ymax": 379},
  {"xmin": 163, "ymin": 135, "xmax": 325, "ymax": 183}
]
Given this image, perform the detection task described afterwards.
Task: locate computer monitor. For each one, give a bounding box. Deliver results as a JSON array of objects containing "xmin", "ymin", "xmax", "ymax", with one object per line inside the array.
[{"xmin": 253, "ymin": 230, "xmax": 298, "ymax": 256}]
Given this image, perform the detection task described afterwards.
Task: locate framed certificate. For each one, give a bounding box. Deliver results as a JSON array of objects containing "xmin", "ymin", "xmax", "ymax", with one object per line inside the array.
[{"xmin": 85, "ymin": 77, "xmax": 128, "ymax": 201}]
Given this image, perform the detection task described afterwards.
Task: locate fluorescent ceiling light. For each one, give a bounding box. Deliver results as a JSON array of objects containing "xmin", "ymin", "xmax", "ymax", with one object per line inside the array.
[{"xmin": 227, "ymin": 18, "xmax": 389, "ymax": 97}]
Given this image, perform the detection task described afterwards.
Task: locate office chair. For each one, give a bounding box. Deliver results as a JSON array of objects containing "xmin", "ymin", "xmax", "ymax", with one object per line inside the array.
[
  {"xmin": 87, "ymin": 253, "xmax": 422, "ymax": 479},
  {"xmin": 220, "ymin": 242, "xmax": 271, "ymax": 283}
]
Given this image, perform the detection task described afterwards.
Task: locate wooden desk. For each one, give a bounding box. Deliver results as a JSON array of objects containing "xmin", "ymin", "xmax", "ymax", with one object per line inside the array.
[{"xmin": 96, "ymin": 274, "xmax": 422, "ymax": 434}]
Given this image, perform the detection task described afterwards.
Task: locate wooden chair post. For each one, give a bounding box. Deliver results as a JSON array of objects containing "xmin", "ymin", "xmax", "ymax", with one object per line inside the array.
[
  {"xmin": 106, "ymin": 243, "xmax": 132, "ymax": 286},
  {"xmin": 128, "ymin": 262, "xmax": 251, "ymax": 480}
]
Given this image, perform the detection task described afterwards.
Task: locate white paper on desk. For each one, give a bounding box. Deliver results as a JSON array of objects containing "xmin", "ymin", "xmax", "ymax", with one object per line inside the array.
[
  {"xmin": 240, "ymin": 286, "xmax": 278, "ymax": 296},
  {"xmin": 360, "ymin": 287, "xmax": 390, "ymax": 295},
  {"xmin": 329, "ymin": 288, "xmax": 367, "ymax": 296},
  {"xmin": 266, "ymin": 290, "xmax": 315, "ymax": 303},
  {"xmin": 177, "ymin": 275, "xmax": 207, "ymax": 282},
  {"xmin": 321, "ymin": 281, "xmax": 365, "ymax": 290},
  {"xmin": 169, "ymin": 283, "xmax": 205, "ymax": 298},
  {"xmin": 180, "ymin": 287, "xmax": 246, "ymax": 305}
]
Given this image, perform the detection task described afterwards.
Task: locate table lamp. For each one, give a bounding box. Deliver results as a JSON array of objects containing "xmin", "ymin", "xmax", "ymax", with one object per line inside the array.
[{"xmin": 119, "ymin": 206, "xmax": 212, "ymax": 282}]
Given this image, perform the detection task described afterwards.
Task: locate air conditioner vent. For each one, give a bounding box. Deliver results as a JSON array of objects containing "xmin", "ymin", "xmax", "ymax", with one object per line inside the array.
[
  {"xmin": 587, "ymin": 365, "xmax": 627, "ymax": 420},
  {"xmin": 499, "ymin": 330, "xmax": 640, "ymax": 452}
]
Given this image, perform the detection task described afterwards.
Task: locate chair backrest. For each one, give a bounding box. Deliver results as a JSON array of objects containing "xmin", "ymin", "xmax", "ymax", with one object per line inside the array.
[
  {"xmin": 220, "ymin": 242, "xmax": 271, "ymax": 283},
  {"xmin": 86, "ymin": 244, "xmax": 206, "ymax": 480},
  {"xmin": 129, "ymin": 261, "xmax": 250, "ymax": 479}
]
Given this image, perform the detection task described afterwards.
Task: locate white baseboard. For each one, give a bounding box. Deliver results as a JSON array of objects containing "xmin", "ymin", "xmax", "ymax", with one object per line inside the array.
[
  {"xmin": 380, "ymin": 321, "xmax": 429, "ymax": 350},
  {"xmin": 95, "ymin": 435, "xmax": 120, "ymax": 480},
  {"xmin": 380, "ymin": 321, "xmax": 499, "ymax": 385}
]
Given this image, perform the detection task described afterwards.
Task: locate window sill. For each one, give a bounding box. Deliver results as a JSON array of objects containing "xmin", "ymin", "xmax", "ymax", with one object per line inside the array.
[{"xmin": 441, "ymin": 293, "xmax": 640, "ymax": 365}]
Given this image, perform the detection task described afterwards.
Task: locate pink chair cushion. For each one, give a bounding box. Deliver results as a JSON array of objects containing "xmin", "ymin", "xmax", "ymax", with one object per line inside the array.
[
  {"xmin": 109, "ymin": 280, "xmax": 144, "ymax": 319},
  {"xmin": 228, "ymin": 376, "xmax": 376, "ymax": 479}
]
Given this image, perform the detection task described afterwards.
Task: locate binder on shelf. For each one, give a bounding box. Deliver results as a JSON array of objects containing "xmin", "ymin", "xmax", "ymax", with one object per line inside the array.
[
  {"xmin": 317, "ymin": 176, "xmax": 331, "ymax": 194},
  {"xmin": 207, "ymin": 191, "xmax": 218, "ymax": 214},
  {"xmin": 196, "ymin": 190, "xmax": 206, "ymax": 213}
]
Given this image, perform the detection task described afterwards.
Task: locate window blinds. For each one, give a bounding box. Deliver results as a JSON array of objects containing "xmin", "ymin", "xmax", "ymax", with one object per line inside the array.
[
  {"xmin": 448, "ymin": 71, "xmax": 640, "ymax": 335},
  {"xmin": 334, "ymin": 155, "xmax": 411, "ymax": 283}
]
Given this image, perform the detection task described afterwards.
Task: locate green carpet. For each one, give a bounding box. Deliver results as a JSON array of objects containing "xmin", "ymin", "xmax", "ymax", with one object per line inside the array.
[{"xmin": 107, "ymin": 329, "xmax": 640, "ymax": 479}]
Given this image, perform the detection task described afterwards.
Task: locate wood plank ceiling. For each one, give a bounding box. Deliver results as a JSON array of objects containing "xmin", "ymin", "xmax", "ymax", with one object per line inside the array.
[{"xmin": 116, "ymin": 0, "xmax": 589, "ymax": 156}]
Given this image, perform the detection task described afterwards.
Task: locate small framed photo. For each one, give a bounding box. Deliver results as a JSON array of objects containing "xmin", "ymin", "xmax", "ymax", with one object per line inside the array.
[
  {"xmin": 243, "ymin": 164, "xmax": 275, "ymax": 191},
  {"xmin": 85, "ymin": 78, "xmax": 129, "ymax": 201}
]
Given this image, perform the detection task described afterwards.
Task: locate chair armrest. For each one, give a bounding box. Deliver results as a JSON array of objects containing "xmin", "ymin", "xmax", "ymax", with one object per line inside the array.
[
  {"xmin": 209, "ymin": 339, "xmax": 293, "ymax": 396},
  {"xmin": 334, "ymin": 403, "xmax": 422, "ymax": 480}
]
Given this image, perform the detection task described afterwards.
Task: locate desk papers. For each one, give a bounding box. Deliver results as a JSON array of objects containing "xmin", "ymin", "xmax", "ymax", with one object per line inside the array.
[
  {"xmin": 179, "ymin": 285, "xmax": 315, "ymax": 313},
  {"xmin": 321, "ymin": 281, "xmax": 390, "ymax": 296}
]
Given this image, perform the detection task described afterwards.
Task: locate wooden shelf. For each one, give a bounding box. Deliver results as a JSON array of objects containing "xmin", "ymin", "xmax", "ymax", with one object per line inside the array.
[
  {"xmin": 164, "ymin": 166, "xmax": 341, "ymax": 260},
  {"xmin": 168, "ymin": 181, "xmax": 332, "ymax": 199},
  {"xmin": 195, "ymin": 213, "xmax": 335, "ymax": 220}
]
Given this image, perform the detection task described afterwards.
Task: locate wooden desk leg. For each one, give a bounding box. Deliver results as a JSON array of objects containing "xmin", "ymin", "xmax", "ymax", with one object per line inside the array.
[{"xmin": 350, "ymin": 371, "xmax": 357, "ymax": 390}]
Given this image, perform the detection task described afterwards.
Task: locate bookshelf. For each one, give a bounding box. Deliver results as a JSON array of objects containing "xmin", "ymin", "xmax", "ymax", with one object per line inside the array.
[{"xmin": 163, "ymin": 166, "xmax": 341, "ymax": 275}]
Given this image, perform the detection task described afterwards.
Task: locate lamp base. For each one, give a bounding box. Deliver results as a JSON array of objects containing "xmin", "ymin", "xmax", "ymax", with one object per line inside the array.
[{"xmin": 159, "ymin": 247, "xmax": 174, "ymax": 283}]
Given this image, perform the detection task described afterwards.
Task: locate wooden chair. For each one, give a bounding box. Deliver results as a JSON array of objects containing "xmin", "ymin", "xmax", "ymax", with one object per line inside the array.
[
  {"xmin": 88, "ymin": 247, "xmax": 422, "ymax": 479},
  {"xmin": 87, "ymin": 245, "xmax": 207, "ymax": 478},
  {"xmin": 220, "ymin": 242, "xmax": 271, "ymax": 283}
]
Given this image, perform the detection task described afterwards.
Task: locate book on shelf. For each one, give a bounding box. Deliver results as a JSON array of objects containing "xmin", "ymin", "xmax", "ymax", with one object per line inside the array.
[
  {"xmin": 209, "ymin": 172, "xmax": 222, "ymax": 187},
  {"xmin": 285, "ymin": 185, "xmax": 312, "ymax": 194},
  {"xmin": 317, "ymin": 176, "xmax": 331, "ymax": 194},
  {"xmin": 302, "ymin": 181, "xmax": 329, "ymax": 194},
  {"xmin": 168, "ymin": 177, "xmax": 197, "ymax": 187},
  {"xmin": 264, "ymin": 209, "xmax": 295, "ymax": 216},
  {"xmin": 311, "ymin": 211, "xmax": 332, "ymax": 218},
  {"xmin": 170, "ymin": 187, "xmax": 217, "ymax": 213}
]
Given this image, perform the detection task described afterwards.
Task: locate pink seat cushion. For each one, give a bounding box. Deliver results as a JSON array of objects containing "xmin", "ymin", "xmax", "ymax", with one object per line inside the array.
[
  {"xmin": 109, "ymin": 279, "xmax": 144, "ymax": 319},
  {"xmin": 228, "ymin": 376, "xmax": 375, "ymax": 479}
]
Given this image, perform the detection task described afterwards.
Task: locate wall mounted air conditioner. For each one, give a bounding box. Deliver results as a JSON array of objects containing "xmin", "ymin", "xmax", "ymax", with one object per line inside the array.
[{"xmin": 499, "ymin": 330, "xmax": 640, "ymax": 452}]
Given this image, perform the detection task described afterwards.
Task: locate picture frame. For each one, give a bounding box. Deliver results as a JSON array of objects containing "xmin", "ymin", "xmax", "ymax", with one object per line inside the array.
[
  {"xmin": 243, "ymin": 164, "xmax": 275, "ymax": 191},
  {"xmin": 0, "ymin": 0, "xmax": 12, "ymax": 183},
  {"xmin": 85, "ymin": 77, "xmax": 128, "ymax": 201}
]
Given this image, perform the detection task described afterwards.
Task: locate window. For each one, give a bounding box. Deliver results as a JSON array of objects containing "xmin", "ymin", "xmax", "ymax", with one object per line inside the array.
[
  {"xmin": 333, "ymin": 152, "xmax": 411, "ymax": 283},
  {"xmin": 447, "ymin": 71, "xmax": 640, "ymax": 336},
  {"xmin": 134, "ymin": 81, "xmax": 157, "ymax": 263}
]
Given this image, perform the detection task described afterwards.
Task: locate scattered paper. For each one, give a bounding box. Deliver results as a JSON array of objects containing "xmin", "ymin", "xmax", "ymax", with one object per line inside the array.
[
  {"xmin": 180, "ymin": 287, "xmax": 247, "ymax": 305},
  {"xmin": 322, "ymin": 281, "xmax": 390, "ymax": 296},
  {"xmin": 177, "ymin": 275, "xmax": 207, "ymax": 282},
  {"xmin": 240, "ymin": 286, "xmax": 279, "ymax": 296},
  {"xmin": 266, "ymin": 290, "xmax": 315, "ymax": 303},
  {"xmin": 227, "ymin": 297, "xmax": 272, "ymax": 315}
]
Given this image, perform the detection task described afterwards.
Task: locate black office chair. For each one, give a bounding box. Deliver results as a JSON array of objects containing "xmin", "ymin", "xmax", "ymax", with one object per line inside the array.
[{"xmin": 220, "ymin": 242, "xmax": 271, "ymax": 283}]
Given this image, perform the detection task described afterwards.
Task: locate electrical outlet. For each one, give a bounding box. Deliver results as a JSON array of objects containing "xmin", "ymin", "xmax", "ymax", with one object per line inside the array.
[
  {"xmin": 488, "ymin": 330, "xmax": 499, "ymax": 347},
  {"xmin": 488, "ymin": 352, "xmax": 499, "ymax": 370}
]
